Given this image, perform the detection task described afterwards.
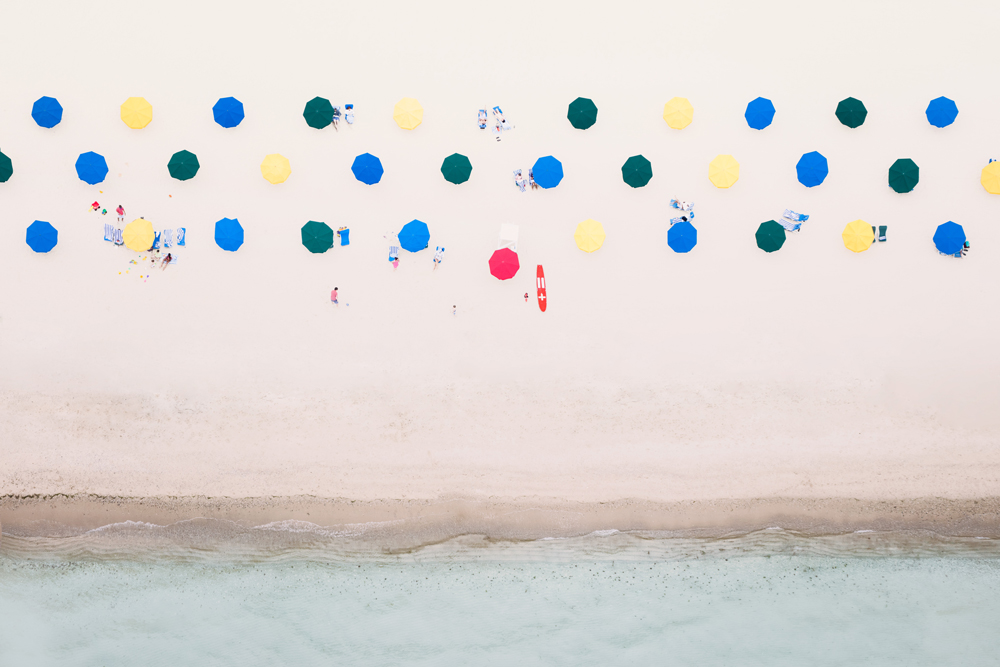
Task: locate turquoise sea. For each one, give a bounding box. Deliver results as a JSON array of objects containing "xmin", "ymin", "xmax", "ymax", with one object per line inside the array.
[{"xmin": 2, "ymin": 524, "xmax": 999, "ymax": 666}]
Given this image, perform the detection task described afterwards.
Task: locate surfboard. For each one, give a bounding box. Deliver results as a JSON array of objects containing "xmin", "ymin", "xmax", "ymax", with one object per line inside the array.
[{"xmin": 536, "ymin": 265, "xmax": 547, "ymax": 312}]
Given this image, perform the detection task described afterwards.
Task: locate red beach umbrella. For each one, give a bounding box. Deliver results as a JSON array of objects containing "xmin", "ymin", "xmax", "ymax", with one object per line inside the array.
[{"xmin": 489, "ymin": 248, "xmax": 519, "ymax": 280}]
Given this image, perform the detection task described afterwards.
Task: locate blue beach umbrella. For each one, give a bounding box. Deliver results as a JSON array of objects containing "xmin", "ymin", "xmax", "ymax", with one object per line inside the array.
[
  {"xmin": 744, "ymin": 97, "xmax": 775, "ymax": 130},
  {"xmin": 531, "ymin": 156, "xmax": 564, "ymax": 189},
  {"xmin": 667, "ymin": 221, "xmax": 698, "ymax": 253},
  {"xmin": 399, "ymin": 219, "xmax": 430, "ymax": 252},
  {"xmin": 351, "ymin": 153, "xmax": 384, "ymax": 185},
  {"xmin": 75, "ymin": 151, "xmax": 109, "ymax": 185},
  {"xmin": 925, "ymin": 97, "xmax": 958, "ymax": 128},
  {"xmin": 796, "ymin": 151, "xmax": 828, "ymax": 187},
  {"xmin": 213, "ymin": 97, "xmax": 245, "ymax": 128},
  {"xmin": 31, "ymin": 96, "xmax": 63, "ymax": 128},
  {"xmin": 26, "ymin": 220, "xmax": 58, "ymax": 253},
  {"xmin": 215, "ymin": 217, "xmax": 244, "ymax": 251},
  {"xmin": 933, "ymin": 221, "xmax": 965, "ymax": 255}
]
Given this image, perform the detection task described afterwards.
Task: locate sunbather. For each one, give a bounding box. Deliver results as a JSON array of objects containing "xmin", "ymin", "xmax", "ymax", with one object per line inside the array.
[
  {"xmin": 513, "ymin": 169, "xmax": 526, "ymax": 193},
  {"xmin": 528, "ymin": 169, "xmax": 538, "ymax": 190},
  {"xmin": 433, "ymin": 246, "xmax": 445, "ymax": 270},
  {"xmin": 161, "ymin": 253, "xmax": 173, "ymax": 270},
  {"xmin": 331, "ymin": 106, "xmax": 341, "ymax": 130},
  {"xmin": 492, "ymin": 119, "xmax": 502, "ymax": 141},
  {"xmin": 478, "ymin": 109, "xmax": 488, "ymax": 129},
  {"xmin": 493, "ymin": 106, "xmax": 514, "ymax": 131},
  {"xmin": 344, "ymin": 104, "xmax": 354, "ymax": 125}
]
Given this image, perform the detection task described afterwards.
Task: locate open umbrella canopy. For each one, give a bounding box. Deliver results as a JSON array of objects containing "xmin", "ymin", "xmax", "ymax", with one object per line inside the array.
[
  {"xmin": 303, "ymin": 97, "xmax": 334, "ymax": 129},
  {"xmin": 621, "ymin": 154, "xmax": 652, "ymax": 188},
  {"xmin": 393, "ymin": 97, "xmax": 423, "ymax": 130},
  {"xmin": 756, "ymin": 220, "xmax": 786, "ymax": 253},
  {"xmin": 532, "ymin": 155, "xmax": 564, "ymax": 188},
  {"xmin": 123, "ymin": 218, "xmax": 154, "ymax": 252},
  {"xmin": 933, "ymin": 221, "xmax": 966, "ymax": 255},
  {"xmin": 31, "ymin": 96, "xmax": 63, "ymax": 128},
  {"xmin": 888, "ymin": 158, "xmax": 919, "ymax": 193},
  {"xmin": 168, "ymin": 150, "xmax": 200, "ymax": 181},
  {"xmin": 667, "ymin": 221, "xmax": 697, "ymax": 253},
  {"xmin": 351, "ymin": 153, "xmax": 384, "ymax": 184},
  {"xmin": 926, "ymin": 97, "xmax": 958, "ymax": 128},
  {"xmin": 75, "ymin": 151, "xmax": 108, "ymax": 184},
  {"xmin": 0, "ymin": 150, "xmax": 12, "ymax": 183},
  {"xmin": 836, "ymin": 97, "xmax": 867, "ymax": 128},
  {"xmin": 567, "ymin": 97, "xmax": 598, "ymax": 129},
  {"xmin": 708, "ymin": 154, "xmax": 739, "ymax": 188},
  {"xmin": 399, "ymin": 220, "xmax": 430, "ymax": 252},
  {"xmin": 213, "ymin": 97, "xmax": 245, "ymax": 128},
  {"xmin": 260, "ymin": 153, "xmax": 291, "ymax": 184},
  {"xmin": 574, "ymin": 219, "xmax": 606, "ymax": 253},
  {"xmin": 981, "ymin": 161, "xmax": 1000, "ymax": 194},
  {"xmin": 26, "ymin": 220, "xmax": 57, "ymax": 253},
  {"xmin": 215, "ymin": 217, "xmax": 244, "ymax": 251},
  {"xmin": 663, "ymin": 97, "xmax": 693, "ymax": 129},
  {"xmin": 796, "ymin": 151, "xmax": 829, "ymax": 187},
  {"xmin": 842, "ymin": 219, "xmax": 875, "ymax": 252},
  {"xmin": 489, "ymin": 248, "xmax": 520, "ymax": 280},
  {"xmin": 441, "ymin": 153, "xmax": 472, "ymax": 184},
  {"xmin": 121, "ymin": 97, "xmax": 153, "ymax": 129},
  {"xmin": 744, "ymin": 97, "xmax": 775, "ymax": 130},
  {"xmin": 301, "ymin": 220, "xmax": 334, "ymax": 253}
]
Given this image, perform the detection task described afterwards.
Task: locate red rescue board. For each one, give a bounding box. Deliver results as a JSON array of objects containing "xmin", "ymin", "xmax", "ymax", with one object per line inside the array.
[{"xmin": 536, "ymin": 265, "xmax": 547, "ymax": 312}]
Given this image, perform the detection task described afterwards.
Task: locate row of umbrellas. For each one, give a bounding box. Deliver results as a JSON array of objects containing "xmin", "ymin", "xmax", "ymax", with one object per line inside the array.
[{"xmin": 755, "ymin": 220, "xmax": 967, "ymax": 254}]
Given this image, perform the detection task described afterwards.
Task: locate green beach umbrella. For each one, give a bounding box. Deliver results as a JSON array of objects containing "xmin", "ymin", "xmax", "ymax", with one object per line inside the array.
[
  {"xmin": 303, "ymin": 96, "xmax": 334, "ymax": 129},
  {"xmin": 621, "ymin": 154, "xmax": 652, "ymax": 188},
  {"xmin": 167, "ymin": 150, "xmax": 200, "ymax": 181},
  {"xmin": 888, "ymin": 158, "xmax": 919, "ymax": 193},
  {"xmin": 836, "ymin": 97, "xmax": 867, "ymax": 128},
  {"xmin": 301, "ymin": 220, "xmax": 334, "ymax": 253},
  {"xmin": 755, "ymin": 220, "xmax": 786, "ymax": 253},
  {"xmin": 0, "ymin": 149, "xmax": 12, "ymax": 182},
  {"xmin": 567, "ymin": 97, "xmax": 598, "ymax": 130},
  {"xmin": 440, "ymin": 153, "xmax": 472, "ymax": 184}
]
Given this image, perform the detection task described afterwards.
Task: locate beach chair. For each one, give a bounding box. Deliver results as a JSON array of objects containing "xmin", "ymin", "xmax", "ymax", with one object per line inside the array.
[
  {"xmin": 478, "ymin": 109, "xmax": 488, "ymax": 129},
  {"xmin": 498, "ymin": 223, "xmax": 519, "ymax": 251},
  {"xmin": 389, "ymin": 245, "xmax": 400, "ymax": 261},
  {"xmin": 344, "ymin": 104, "xmax": 354, "ymax": 125},
  {"xmin": 871, "ymin": 226, "xmax": 877, "ymax": 245},
  {"xmin": 513, "ymin": 169, "xmax": 526, "ymax": 193},
  {"xmin": 878, "ymin": 225, "xmax": 887, "ymax": 242},
  {"xmin": 104, "ymin": 223, "xmax": 115, "ymax": 242},
  {"xmin": 338, "ymin": 227, "xmax": 350, "ymax": 246},
  {"xmin": 493, "ymin": 106, "xmax": 514, "ymax": 130},
  {"xmin": 114, "ymin": 229, "xmax": 124, "ymax": 245},
  {"xmin": 528, "ymin": 169, "xmax": 538, "ymax": 189}
]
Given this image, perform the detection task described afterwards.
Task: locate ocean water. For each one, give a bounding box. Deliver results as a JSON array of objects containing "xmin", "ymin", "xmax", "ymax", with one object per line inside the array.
[{"xmin": 2, "ymin": 526, "xmax": 999, "ymax": 666}]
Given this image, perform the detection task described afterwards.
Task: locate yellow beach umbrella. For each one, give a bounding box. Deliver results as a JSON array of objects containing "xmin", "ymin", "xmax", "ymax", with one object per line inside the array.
[
  {"xmin": 663, "ymin": 97, "xmax": 693, "ymax": 129},
  {"xmin": 260, "ymin": 153, "xmax": 291, "ymax": 184},
  {"xmin": 574, "ymin": 218, "xmax": 606, "ymax": 253},
  {"xmin": 842, "ymin": 219, "xmax": 875, "ymax": 253},
  {"xmin": 123, "ymin": 218, "xmax": 155, "ymax": 252},
  {"xmin": 393, "ymin": 97, "xmax": 423, "ymax": 130},
  {"xmin": 120, "ymin": 97, "xmax": 153, "ymax": 129},
  {"xmin": 981, "ymin": 161, "xmax": 1000, "ymax": 194},
  {"xmin": 708, "ymin": 154, "xmax": 740, "ymax": 188}
]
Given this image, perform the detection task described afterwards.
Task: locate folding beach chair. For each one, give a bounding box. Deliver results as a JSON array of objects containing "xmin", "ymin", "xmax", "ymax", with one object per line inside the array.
[
  {"xmin": 498, "ymin": 224, "xmax": 519, "ymax": 251},
  {"xmin": 878, "ymin": 225, "xmax": 887, "ymax": 242},
  {"xmin": 337, "ymin": 227, "xmax": 350, "ymax": 246},
  {"xmin": 114, "ymin": 229, "xmax": 124, "ymax": 245},
  {"xmin": 493, "ymin": 106, "xmax": 514, "ymax": 131},
  {"xmin": 389, "ymin": 245, "xmax": 400, "ymax": 261},
  {"xmin": 104, "ymin": 223, "xmax": 115, "ymax": 242}
]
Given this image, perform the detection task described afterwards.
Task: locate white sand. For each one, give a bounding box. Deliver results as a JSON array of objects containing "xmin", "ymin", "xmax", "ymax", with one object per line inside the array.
[{"xmin": 1, "ymin": 1, "xmax": 999, "ymax": 510}]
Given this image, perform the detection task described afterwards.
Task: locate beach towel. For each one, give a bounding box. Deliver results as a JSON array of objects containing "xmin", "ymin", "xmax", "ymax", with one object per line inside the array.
[
  {"xmin": 478, "ymin": 109, "xmax": 488, "ymax": 129},
  {"xmin": 176, "ymin": 227, "xmax": 186, "ymax": 246},
  {"xmin": 433, "ymin": 246, "xmax": 445, "ymax": 263},
  {"xmin": 669, "ymin": 216, "xmax": 687, "ymax": 226},
  {"xmin": 104, "ymin": 223, "xmax": 115, "ymax": 242},
  {"xmin": 337, "ymin": 227, "xmax": 350, "ymax": 246},
  {"xmin": 162, "ymin": 229, "xmax": 174, "ymax": 248},
  {"xmin": 670, "ymin": 198, "xmax": 694, "ymax": 212},
  {"xmin": 513, "ymin": 169, "xmax": 526, "ymax": 193},
  {"xmin": 151, "ymin": 231, "xmax": 161, "ymax": 250},
  {"xmin": 114, "ymin": 229, "xmax": 124, "ymax": 245},
  {"xmin": 389, "ymin": 245, "xmax": 400, "ymax": 260}
]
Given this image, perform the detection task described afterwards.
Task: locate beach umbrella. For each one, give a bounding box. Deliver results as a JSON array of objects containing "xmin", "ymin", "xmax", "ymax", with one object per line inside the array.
[
  {"xmin": 574, "ymin": 219, "xmax": 606, "ymax": 253},
  {"xmin": 744, "ymin": 97, "xmax": 775, "ymax": 130},
  {"xmin": 303, "ymin": 96, "xmax": 334, "ymax": 129},
  {"xmin": 26, "ymin": 220, "xmax": 58, "ymax": 253},
  {"xmin": 532, "ymin": 155, "xmax": 564, "ymax": 189},
  {"xmin": 888, "ymin": 158, "xmax": 919, "ymax": 193},
  {"xmin": 708, "ymin": 154, "xmax": 739, "ymax": 188},
  {"xmin": 796, "ymin": 151, "xmax": 829, "ymax": 187},
  {"xmin": 663, "ymin": 97, "xmax": 693, "ymax": 129},
  {"xmin": 755, "ymin": 220, "xmax": 786, "ymax": 253},
  {"xmin": 120, "ymin": 96, "xmax": 153, "ymax": 129},
  {"xmin": 399, "ymin": 220, "xmax": 430, "ymax": 252},
  {"xmin": 351, "ymin": 153, "xmax": 384, "ymax": 185},
  {"xmin": 260, "ymin": 153, "xmax": 291, "ymax": 184},
  {"xmin": 842, "ymin": 219, "xmax": 875, "ymax": 253},
  {"xmin": 301, "ymin": 220, "xmax": 334, "ymax": 253},
  {"xmin": 0, "ymin": 150, "xmax": 12, "ymax": 183},
  {"xmin": 925, "ymin": 97, "xmax": 958, "ymax": 128},
  {"xmin": 215, "ymin": 217, "xmax": 244, "ymax": 252},
  {"xmin": 213, "ymin": 97, "xmax": 244, "ymax": 128},
  {"xmin": 567, "ymin": 97, "xmax": 598, "ymax": 130},
  {"xmin": 123, "ymin": 218, "xmax": 154, "ymax": 252},
  {"xmin": 440, "ymin": 153, "xmax": 472, "ymax": 184},
  {"xmin": 835, "ymin": 97, "xmax": 867, "ymax": 128},
  {"xmin": 31, "ymin": 96, "xmax": 63, "ymax": 128},
  {"xmin": 489, "ymin": 248, "xmax": 520, "ymax": 280},
  {"xmin": 980, "ymin": 162, "xmax": 1000, "ymax": 194},
  {"xmin": 167, "ymin": 150, "xmax": 200, "ymax": 181},
  {"xmin": 933, "ymin": 221, "xmax": 965, "ymax": 255},
  {"xmin": 393, "ymin": 97, "xmax": 423, "ymax": 130},
  {"xmin": 667, "ymin": 221, "xmax": 697, "ymax": 253},
  {"xmin": 621, "ymin": 154, "xmax": 652, "ymax": 188},
  {"xmin": 75, "ymin": 151, "xmax": 108, "ymax": 184}
]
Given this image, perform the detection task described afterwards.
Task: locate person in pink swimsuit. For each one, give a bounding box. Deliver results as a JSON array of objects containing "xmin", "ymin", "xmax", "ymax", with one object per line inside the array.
[{"xmin": 330, "ymin": 288, "xmax": 339, "ymax": 305}]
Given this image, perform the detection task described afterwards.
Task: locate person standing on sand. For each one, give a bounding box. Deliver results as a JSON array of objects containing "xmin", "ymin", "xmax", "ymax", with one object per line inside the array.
[
  {"xmin": 116, "ymin": 205, "xmax": 125, "ymax": 222},
  {"xmin": 331, "ymin": 287, "xmax": 339, "ymax": 306},
  {"xmin": 452, "ymin": 305, "xmax": 457, "ymax": 316},
  {"xmin": 524, "ymin": 292, "xmax": 529, "ymax": 302}
]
